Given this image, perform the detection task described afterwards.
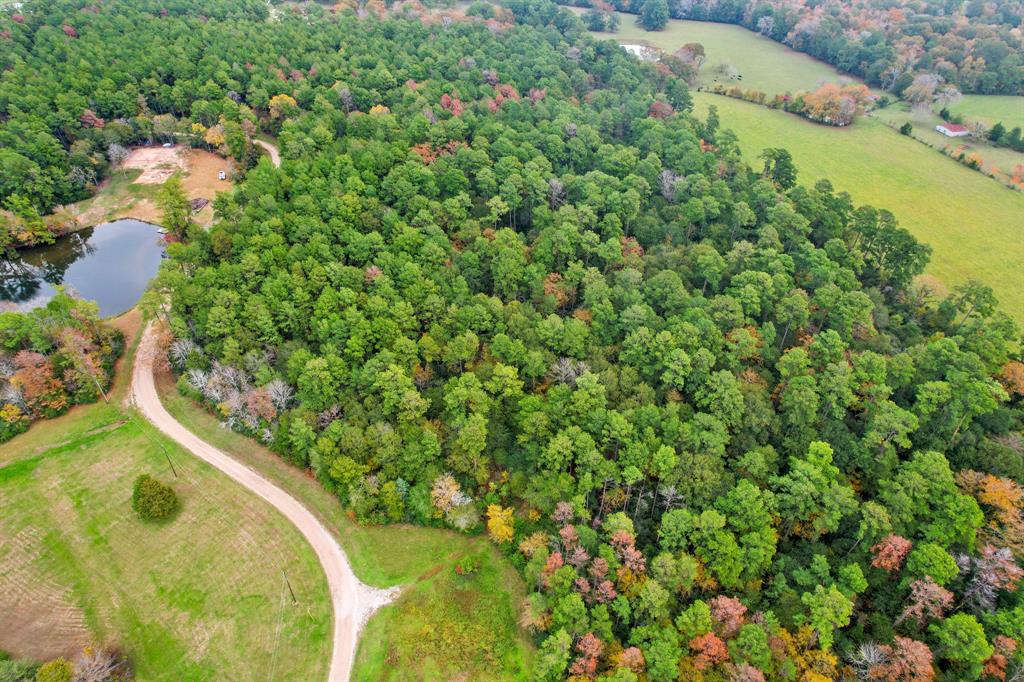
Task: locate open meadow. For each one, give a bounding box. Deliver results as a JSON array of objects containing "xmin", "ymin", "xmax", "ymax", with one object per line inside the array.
[
  {"xmin": 694, "ymin": 92, "xmax": 1024, "ymax": 320},
  {"xmin": 0, "ymin": 312, "xmax": 331, "ymax": 680},
  {"xmin": 946, "ymin": 95, "xmax": 1024, "ymax": 129}
]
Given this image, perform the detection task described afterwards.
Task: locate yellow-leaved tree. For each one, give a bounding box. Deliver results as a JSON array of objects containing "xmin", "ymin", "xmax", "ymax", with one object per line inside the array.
[{"xmin": 486, "ymin": 504, "xmax": 515, "ymax": 544}]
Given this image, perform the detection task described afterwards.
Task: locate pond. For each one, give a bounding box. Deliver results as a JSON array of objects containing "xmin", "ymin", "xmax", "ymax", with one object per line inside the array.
[
  {"xmin": 0, "ymin": 219, "xmax": 165, "ymax": 318},
  {"xmin": 620, "ymin": 43, "xmax": 659, "ymax": 62}
]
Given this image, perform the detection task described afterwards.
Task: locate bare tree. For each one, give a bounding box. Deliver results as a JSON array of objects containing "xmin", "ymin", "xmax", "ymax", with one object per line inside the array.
[
  {"xmin": 73, "ymin": 646, "xmax": 128, "ymax": 682},
  {"xmin": 185, "ymin": 368, "xmax": 209, "ymax": 394},
  {"xmin": 934, "ymin": 84, "xmax": 962, "ymax": 108},
  {"xmin": 107, "ymin": 144, "xmax": 129, "ymax": 173},
  {"xmin": 1, "ymin": 382, "xmax": 25, "ymax": 410},
  {"xmin": 266, "ymin": 378, "xmax": 294, "ymax": 411},
  {"xmin": 548, "ymin": 178, "xmax": 566, "ymax": 209},
  {"xmin": 904, "ymin": 73, "xmax": 941, "ymax": 115},
  {"xmin": 549, "ymin": 358, "xmax": 589, "ymax": 388},
  {"xmin": 0, "ymin": 354, "xmax": 14, "ymax": 379},
  {"xmin": 68, "ymin": 165, "xmax": 97, "ymax": 188},
  {"xmin": 714, "ymin": 62, "xmax": 740, "ymax": 80},
  {"xmin": 957, "ymin": 545, "xmax": 1023, "ymax": 612},
  {"xmin": 658, "ymin": 169, "xmax": 681, "ymax": 202},
  {"xmin": 167, "ymin": 338, "xmax": 200, "ymax": 370},
  {"xmin": 848, "ymin": 642, "xmax": 888, "ymax": 681},
  {"xmin": 880, "ymin": 64, "xmax": 904, "ymax": 91},
  {"xmin": 338, "ymin": 87, "xmax": 354, "ymax": 113},
  {"xmin": 756, "ymin": 15, "xmax": 774, "ymax": 35},
  {"xmin": 658, "ymin": 485, "xmax": 682, "ymax": 510}
]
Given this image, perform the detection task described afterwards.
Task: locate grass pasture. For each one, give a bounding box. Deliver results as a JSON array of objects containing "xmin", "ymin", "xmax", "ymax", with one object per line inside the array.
[
  {"xmin": 155, "ymin": 370, "xmax": 535, "ymax": 679},
  {"xmin": 574, "ymin": 8, "xmax": 859, "ymax": 95},
  {"xmin": 946, "ymin": 95, "xmax": 1024, "ymax": 129},
  {"xmin": 693, "ymin": 92, "xmax": 1024, "ymax": 320},
  {"xmin": 0, "ymin": 313, "xmax": 331, "ymax": 680},
  {"xmin": 871, "ymin": 103, "xmax": 1024, "ymax": 182}
]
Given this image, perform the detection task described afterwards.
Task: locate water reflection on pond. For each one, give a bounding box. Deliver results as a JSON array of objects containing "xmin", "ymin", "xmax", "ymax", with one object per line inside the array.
[{"xmin": 0, "ymin": 219, "xmax": 165, "ymax": 318}]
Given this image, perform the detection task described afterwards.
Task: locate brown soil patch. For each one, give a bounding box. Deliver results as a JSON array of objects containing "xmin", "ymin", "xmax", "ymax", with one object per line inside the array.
[
  {"xmin": 109, "ymin": 306, "xmax": 143, "ymax": 340},
  {"xmin": 0, "ymin": 527, "xmax": 90, "ymax": 661},
  {"xmin": 181, "ymin": 149, "xmax": 233, "ymax": 226},
  {"xmin": 123, "ymin": 146, "xmax": 187, "ymax": 184},
  {"xmin": 181, "ymin": 149, "xmax": 232, "ymax": 199}
]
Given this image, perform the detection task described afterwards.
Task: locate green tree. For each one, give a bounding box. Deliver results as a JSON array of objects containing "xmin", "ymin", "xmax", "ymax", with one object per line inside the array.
[
  {"xmin": 929, "ymin": 613, "xmax": 992, "ymax": 680},
  {"xmin": 772, "ymin": 441, "xmax": 856, "ymax": 540},
  {"xmin": 760, "ymin": 148, "xmax": 797, "ymax": 190},
  {"xmin": 879, "ymin": 451, "xmax": 983, "ymax": 547},
  {"xmin": 800, "ymin": 584, "xmax": 854, "ymax": 651},
  {"xmin": 533, "ymin": 628, "xmax": 572, "ymax": 681},
  {"xmin": 156, "ymin": 174, "xmax": 191, "ymax": 239},
  {"xmin": 639, "ymin": 0, "xmax": 670, "ymax": 30}
]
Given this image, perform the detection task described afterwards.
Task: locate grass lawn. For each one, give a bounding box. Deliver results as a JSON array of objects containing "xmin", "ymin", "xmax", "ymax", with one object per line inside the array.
[
  {"xmin": 0, "ymin": 312, "xmax": 331, "ymax": 680},
  {"xmin": 574, "ymin": 8, "xmax": 860, "ymax": 95},
  {"xmin": 155, "ymin": 369, "xmax": 535, "ymax": 680},
  {"xmin": 693, "ymin": 92, "xmax": 1024, "ymax": 321},
  {"xmin": 946, "ymin": 95, "xmax": 1024, "ymax": 129}
]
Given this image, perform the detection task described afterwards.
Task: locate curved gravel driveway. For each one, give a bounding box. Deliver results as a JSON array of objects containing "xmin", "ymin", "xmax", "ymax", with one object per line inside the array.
[
  {"xmin": 131, "ymin": 324, "xmax": 391, "ymax": 681},
  {"xmin": 254, "ymin": 139, "xmax": 281, "ymax": 167}
]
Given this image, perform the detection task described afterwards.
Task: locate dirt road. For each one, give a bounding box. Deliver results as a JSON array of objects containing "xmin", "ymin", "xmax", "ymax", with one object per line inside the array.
[
  {"xmin": 131, "ymin": 324, "xmax": 390, "ymax": 681},
  {"xmin": 254, "ymin": 139, "xmax": 281, "ymax": 167}
]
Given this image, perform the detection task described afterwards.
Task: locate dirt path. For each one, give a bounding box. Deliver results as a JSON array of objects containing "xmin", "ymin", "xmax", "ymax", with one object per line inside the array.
[
  {"xmin": 130, "ymin": 324, "xmax": 392, "ymax": 681},
  {"xmin": 255, "ymin": 139, "xmax": 281, "ymax": 167}
]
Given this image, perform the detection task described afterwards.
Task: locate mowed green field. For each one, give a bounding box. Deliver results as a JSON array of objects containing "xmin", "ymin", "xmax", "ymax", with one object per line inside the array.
[
  {"xmin": 156, "ymin": 372, "xmax": 535, "ymax": 680},
  {"xmin": 0, "ymin": 316, "xmax": 331, "ymax": 680},
  {"xmin": 947, "ymin": 95, "xmax": 1024, "ymax": 129},
  {"xmin": 573, "ymin": 8, "xmax": 858, "ymax": 94},
  {"xmin": 694, "ymin": 92, "xmax": 1024, "ymax": 320}
]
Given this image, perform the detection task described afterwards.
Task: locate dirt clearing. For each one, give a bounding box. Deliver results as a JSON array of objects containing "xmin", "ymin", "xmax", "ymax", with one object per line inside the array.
[
  {"xmin": 67, "ymin": 146, "xmax": 232, "ymax": 228},
  {"xmin": 122, "ymin": 146, "xmax": 186, "ymax": 184}
]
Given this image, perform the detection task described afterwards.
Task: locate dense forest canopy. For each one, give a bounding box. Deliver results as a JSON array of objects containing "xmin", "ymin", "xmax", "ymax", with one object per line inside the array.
[
  {"xmin": 552, "ymin": 0, "xmax": 1024, "ymax": 95},
  {"xmin": 3, "ymin": 1, "xmax": 1024, "ymax": 680},
  {"xmin": 1, "ymin": 0, "xmax": 273, "ymax": 215}
]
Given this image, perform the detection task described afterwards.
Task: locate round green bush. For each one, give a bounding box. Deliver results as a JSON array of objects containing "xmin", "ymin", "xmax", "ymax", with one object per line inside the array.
[
  {"xmin": 131, "ymin": 474, "xmax": 178, "ymax": 521},
  {"xmin": 34, "ymin": 658, "xmax": 71, "ymax": 682}
]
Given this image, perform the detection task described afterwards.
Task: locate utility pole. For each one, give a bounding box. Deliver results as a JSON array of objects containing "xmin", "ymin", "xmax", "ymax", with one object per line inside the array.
[{"xmin": 282, "ymin": 570, "xmax": 297, "ymax": 604}]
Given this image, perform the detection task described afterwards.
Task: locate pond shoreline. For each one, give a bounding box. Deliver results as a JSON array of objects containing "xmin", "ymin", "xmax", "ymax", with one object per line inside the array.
[{"xmin": 1, "ymin": 219, "xmax": 166, "ymax": 318}]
